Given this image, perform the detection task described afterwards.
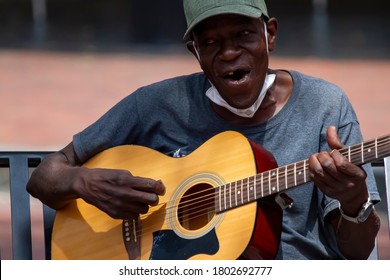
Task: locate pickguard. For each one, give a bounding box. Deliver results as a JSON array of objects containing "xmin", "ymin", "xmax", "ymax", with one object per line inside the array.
[{"xmin": 149, "ymin": 229, "xmax": 219, "ymax": 260}]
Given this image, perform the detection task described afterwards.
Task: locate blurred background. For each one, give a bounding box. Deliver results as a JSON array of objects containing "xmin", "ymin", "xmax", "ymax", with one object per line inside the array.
[{"xmin": 0, "ymin": 0, "xmax": 389, "ymax": 259}]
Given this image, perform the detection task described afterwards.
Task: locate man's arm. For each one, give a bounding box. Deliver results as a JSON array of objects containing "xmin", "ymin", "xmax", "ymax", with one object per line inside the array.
[
  {"xmin": 328, "ymin": 207, "xmax": 380, "ymax": 259},
  {"xmin": 26, "ymin": 142, "xmax": 165, "ymax": 220},
  {"xmin": 309, "ymin": 126, "xmax": 381, "ymax": 259}
]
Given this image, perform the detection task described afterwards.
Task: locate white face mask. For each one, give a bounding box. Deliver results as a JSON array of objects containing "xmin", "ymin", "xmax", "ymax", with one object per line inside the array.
[
  {"xmin": 197, "ymin": 21, "xmax": 273, "ymax": 118},
  {"xmin": 205, "ymin": 73, "xmax": 276, "ymax": 118}
]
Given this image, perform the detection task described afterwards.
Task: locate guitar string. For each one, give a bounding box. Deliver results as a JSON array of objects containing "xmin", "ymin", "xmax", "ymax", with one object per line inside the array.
[
  {"xmin": 133, "ymin": 140, "xmax": 390, "ymax": 237},
  {"xmin": 137, "ymin": 137, "xmax": 390, "ymax": 223},
  {"xmin": 132, "ymin": 141, "xmax": 390, "ymax": 238},
  {"xmin": 130, "ymin": 138, "xmax": 390, "ymax": 236},
  {"xmin": 146, "ymin": 137, "xmax": 390, "ymax": 213}
]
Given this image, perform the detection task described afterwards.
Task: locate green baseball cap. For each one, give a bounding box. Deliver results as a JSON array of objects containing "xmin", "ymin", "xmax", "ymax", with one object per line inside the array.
[{"xmin": 183, "ymin": 0, "xmax": 269, "ymax": 41}]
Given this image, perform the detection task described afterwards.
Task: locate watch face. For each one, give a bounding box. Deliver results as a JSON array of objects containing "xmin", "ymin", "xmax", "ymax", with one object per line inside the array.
[{"xmin": 357, "ymin": 203, "xmax": 374, "ymax": 223}]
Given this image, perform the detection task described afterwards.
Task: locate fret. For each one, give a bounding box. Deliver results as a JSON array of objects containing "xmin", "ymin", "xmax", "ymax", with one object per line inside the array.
[
  {"xmin": 261, "ymin": 172, "xmax": 264, "ymax": 198},
  {"xmin": 276, "ymin": 168, "xmax": 279, "ymax": 192},
  {"xmin": 253, "ymin": 176, "xmax": 257, "ymax": 200},
  {"xmin": 295, "ymin": 161, "xmax": 306, "ymax": 186},
  {"xmin": 236, "ymin": 180, "xmax": 239, "ymax": 205},
  {"xmin": 348, "ymin": 146, "xmax": 351, "ymax": 162},
  {"xmin": 251, "ymin": 177, "xmax": 254, "ymax": 201},
  {"xmin": 279, "ymin": 165, "xmax": 286, "ymax": 192},
  {"xmin": 221, "ymin": 184, "xmax": 224, "ymax": 212},
  {"xmin": 228, "ymin": 182, "xmax": 232, "ymax": 210},
  {"xmin": 379, "ymin": 136, "xmax": 390, "ymax": 159},
  {"xmin": 364, "ymin": 140, "xmax": 377, "ymax": 163},
  {"xmin": 294, "ymin": 163, "xmax": 297, "ymax": 186},
  {"xmin": 234, "ymin": 181, "xmax": 237, "ymax": 208},
  {"xmin": 223, "ymin": 184, "xmax": 227, "ymax": 211},
  {"xmin": 240, "ymin": 179, "xmax": 244, "ymax": 205},
  {"xmin": 351, "ymin": 145, "xmax": 361, "ymax": 165},
  {"xmin": 214, "ymin": 188, "xmax": 218, "ymax": 213},
  {"xmin": 246, "ymin": 177, "xmax": 250, "ymax": 203},
  {"xmin": 297, "ymin": 161, "xmax": 302, "ymax": 185},
  {"xmin": 268, "ymin": 171, "xmax": 271, "ymax": 195},
  {"xmin": 241, "ymin": 178, "xmax": 246, "ymax": 204},
  {"xmin": 271, "ymin": 170, "xmax": 277, "ymax": 193},
  {"xmin": 218, "ymin": 186, "xmax": 222, "ymax": 212},
  {"xmin": 361, "ymin": 142, "xmax": 364, "ymax": 163},
  {"xmin": 285, "ymin": 165, "xmax": 288, "ymax": 190}
]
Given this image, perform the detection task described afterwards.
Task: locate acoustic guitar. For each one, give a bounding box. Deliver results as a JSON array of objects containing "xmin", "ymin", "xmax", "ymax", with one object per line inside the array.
[{"xmin": 51, "ymin": 131, "xmax": 390, "ymax": 260}]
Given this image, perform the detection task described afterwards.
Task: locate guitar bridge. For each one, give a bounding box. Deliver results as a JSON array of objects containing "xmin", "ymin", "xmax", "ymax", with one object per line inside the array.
[{"xmin": 122, "ymin": 219, "xmax": 141, "ymax": 259}]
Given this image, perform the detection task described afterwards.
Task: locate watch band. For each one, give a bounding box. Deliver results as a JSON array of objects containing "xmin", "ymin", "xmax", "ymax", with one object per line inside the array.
[{"xmin": 339, "ymin": 196, "xmax": 374, "ymax": 224}]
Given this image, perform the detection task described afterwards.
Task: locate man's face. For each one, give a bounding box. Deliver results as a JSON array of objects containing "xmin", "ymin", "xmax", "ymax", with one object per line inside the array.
[{"xmin": 193, "ymin": 14, "xmax": 269, "ymax": 109}]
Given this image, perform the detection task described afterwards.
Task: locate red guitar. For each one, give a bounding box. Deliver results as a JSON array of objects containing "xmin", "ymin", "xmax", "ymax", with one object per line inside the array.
[{"xmin": 51, "ymin": 131, "xmax": 390, "ymax": 260}]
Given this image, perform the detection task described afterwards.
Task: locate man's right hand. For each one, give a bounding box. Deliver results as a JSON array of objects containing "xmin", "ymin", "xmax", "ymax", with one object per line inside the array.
[{"xmin": 75, "ymin": 168, "xmax": 166, "ymax": 220}]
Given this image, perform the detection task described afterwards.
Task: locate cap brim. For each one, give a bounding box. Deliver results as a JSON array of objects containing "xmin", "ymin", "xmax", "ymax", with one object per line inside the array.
[{"xmin": 183, "ymin": 5, "xmax": 263, "ymax": 41}]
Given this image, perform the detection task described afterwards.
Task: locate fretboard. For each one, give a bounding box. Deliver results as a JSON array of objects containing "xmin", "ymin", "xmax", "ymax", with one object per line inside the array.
[{"xmin": 215, "ymin": 134, "xmax": 390, "ymax": 213}]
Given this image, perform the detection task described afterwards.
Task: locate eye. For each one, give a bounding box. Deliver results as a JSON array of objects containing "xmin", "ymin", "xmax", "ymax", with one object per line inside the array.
[
  {"xmin": 239, "ymin": 30, "xmax": 251, "ymax": 36},
  {"xmin": 236, "ymin": 29, "xmax": 258, "ymax": 43},
  {"xmin": 204, "ymin": 38, "xmax": 216, "ymax": 46}
]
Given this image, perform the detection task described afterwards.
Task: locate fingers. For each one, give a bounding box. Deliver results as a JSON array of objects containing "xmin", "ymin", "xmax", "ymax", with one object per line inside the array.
[
  {"xmin": 309, "ymin": 148, "xmax": 367, "ymax": 202},
  {"xmin": 311, "ymin": 125, "xmax": 365, "ymax": 179},
  {"xmin": 330, "ymin": 149, "xmax": 366, "ymax": 177},
  {"xmin": 107, "ymin": 201, "xmax": 150, "ymax": 220},
  {"xmin": 129, "ymin": 176, "xmax": 166, "ymax": 206},
  {"xmin": 310, "ymin": 150, "xmax": 365, "ymax": 181},
  {"xmin": 80, "ymin": 168, "xmax": 167, "ymax": 220},
  {"xmin": 309, "ymin": 152, "xmax": 339, "ymax": 188},
  {"xmin": 326, "ymin": 126, "xmax": 344, "ymax": 150},
  {"xmin": 131, "ymin": 177, "xmax": 166, "ymax": 196}
]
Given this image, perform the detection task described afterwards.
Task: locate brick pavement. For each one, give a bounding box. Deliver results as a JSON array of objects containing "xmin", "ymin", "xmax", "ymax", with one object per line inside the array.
[
  {"xmin": 1, "ymin": 50, "xmax": 389, "ymax": 150},
  {"xmin": 0, "ymin": 49, "xmax": 389, "ymax": 259}
]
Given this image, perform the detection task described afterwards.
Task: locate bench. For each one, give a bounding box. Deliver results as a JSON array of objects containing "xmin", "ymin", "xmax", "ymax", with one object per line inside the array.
[
  {"xmin": 0, "ymin": 152, "xmax": 389, "ymax": 260},
  {"xmin": 0, "ymin": 152, "xmax": 54, "ymax": 259}
]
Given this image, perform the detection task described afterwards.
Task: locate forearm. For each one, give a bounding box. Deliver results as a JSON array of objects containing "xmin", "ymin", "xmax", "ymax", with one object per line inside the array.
[
  {"xmin": 26, "ymin": 152, "xmax": 83, "ymax": 210},
  {"xmin": 333, "ymin": 209, "xmax": 381, "ymax": 259}
]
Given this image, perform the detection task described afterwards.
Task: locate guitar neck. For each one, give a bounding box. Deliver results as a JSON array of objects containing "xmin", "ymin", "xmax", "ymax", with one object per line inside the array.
[{"xmin": 215, "ymin": 134, "xmax": 390, "ymax": 213}]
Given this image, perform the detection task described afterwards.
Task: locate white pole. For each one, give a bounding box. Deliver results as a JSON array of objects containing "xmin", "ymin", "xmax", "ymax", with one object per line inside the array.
[{"xmin": 385, "ymin": 157, "xmax": 390, "ymax": 238}]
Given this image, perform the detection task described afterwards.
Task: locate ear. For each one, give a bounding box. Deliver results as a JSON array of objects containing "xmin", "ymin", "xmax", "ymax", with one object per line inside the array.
[
  {"xmin": 186, "ymin": 41, "xmax": 200, "ymax": 61},
  {"xmin": 265, "ymin": 17, "xmax": 278, "ymax": 52}
]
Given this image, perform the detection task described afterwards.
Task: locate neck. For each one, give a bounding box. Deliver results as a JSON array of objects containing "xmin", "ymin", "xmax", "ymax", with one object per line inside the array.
[
  {"xmin": 211, "ymin": 70, "xmax": 293, "ymax": 125},
  {"xmin": 206, "ymin": 73, "xmax": 276, "ymax": 118}
]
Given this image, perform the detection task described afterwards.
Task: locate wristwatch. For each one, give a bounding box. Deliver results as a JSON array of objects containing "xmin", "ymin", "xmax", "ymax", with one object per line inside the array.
[{"xmin": 338, "ymin": 197, "xmax": 374, "ymax": 224}]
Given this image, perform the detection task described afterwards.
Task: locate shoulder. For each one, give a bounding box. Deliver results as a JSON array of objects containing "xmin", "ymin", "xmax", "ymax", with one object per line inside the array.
[
  {"xmin": 290, "ymin": 70, "xmax": 351, "ymax": 106},
  {"xmin": 136, "ymin": 72, "xmax": 207, "ymax": 95},
  {"xmin": 115, "ymin": 72, "xmax": 208, "ymax": 108},
  {"xmin": 292, "ymin": 70, "xmax": 344, "ymax": 94}
]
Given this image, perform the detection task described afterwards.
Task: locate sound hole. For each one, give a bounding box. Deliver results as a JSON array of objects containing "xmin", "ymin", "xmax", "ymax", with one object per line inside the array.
[{"xmin": 178, "ymin": 184, "xmax": 215, "ymax": 230}]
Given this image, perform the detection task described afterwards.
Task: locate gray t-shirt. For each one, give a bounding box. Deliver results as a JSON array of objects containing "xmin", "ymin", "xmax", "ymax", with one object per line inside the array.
[{"xmin": 73, "ymin": 70, "xmax": 380, "ymax": 259}]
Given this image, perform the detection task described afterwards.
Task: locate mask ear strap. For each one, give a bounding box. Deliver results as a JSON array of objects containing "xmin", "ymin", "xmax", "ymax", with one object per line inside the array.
[
  {"xmin": 264, "ymin": 21, "xmax": 269, "ymax": 54},
  {"xmin": 192, "ymin": 41, "xmax": 201, "ymax": 61}
]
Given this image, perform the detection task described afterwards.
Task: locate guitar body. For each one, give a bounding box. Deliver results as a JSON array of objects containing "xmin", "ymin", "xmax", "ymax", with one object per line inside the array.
[{"xmin": 51, "ymin": 131, "xmax": 282, "ymax": 260}]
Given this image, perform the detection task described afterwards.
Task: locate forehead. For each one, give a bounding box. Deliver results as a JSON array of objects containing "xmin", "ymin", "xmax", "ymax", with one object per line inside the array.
[{"xmin": 193, "ymin": 14, "xmax": 261, "ymax": 36}]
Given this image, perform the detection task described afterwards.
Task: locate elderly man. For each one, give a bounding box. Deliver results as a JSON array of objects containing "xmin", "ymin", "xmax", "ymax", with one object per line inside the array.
[{"xmin": 27, "ymin": 0, "xmax": 380, "ymax": 260}]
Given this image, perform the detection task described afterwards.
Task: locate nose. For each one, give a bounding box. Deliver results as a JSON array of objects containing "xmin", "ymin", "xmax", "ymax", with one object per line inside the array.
[{"xmin": 217, "ymin": 39, "xmax": 241, "ymax": 61}]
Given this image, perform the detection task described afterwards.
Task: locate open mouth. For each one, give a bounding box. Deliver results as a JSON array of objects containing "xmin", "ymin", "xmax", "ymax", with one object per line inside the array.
[
  {"xmin": 223, "ymin": 70, "xmax": 250, "ymax": 81},
  {"xmin": 221, "ymin": 68, "xmax": 252, "ymax": 87}
]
